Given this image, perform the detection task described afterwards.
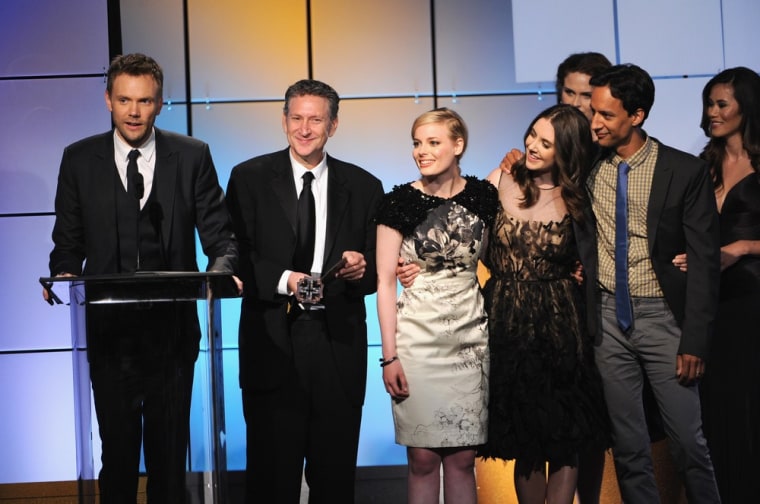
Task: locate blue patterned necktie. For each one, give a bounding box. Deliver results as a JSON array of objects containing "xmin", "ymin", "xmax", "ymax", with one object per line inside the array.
[{"xmin": 615, "ymin": 161, "xmax": 633, "ymax": 332}]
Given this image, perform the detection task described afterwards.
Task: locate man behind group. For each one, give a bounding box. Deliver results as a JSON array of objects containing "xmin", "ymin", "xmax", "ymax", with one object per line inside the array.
[
  {"xmin": 583, "ymin": 63, "xmax": 721, "ymax": 502},
  {"xmin": 498, "ymin": 52, "xmax": 611, "ymax": 172},
  {"xmin": 225, "ymin": 79, "xmax": 384, "ymax": 503},
  {"xmin": 46, "ymin": 53, "xmax": 238, "ymax": 502}
]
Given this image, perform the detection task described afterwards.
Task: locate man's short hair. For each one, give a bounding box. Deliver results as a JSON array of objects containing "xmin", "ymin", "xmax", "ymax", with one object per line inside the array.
[
  {"xmin": 106, "ymin": 53, "xmax": 164, "ymax": 98},
  {"xmin": 283, "ymin": 80, "xmax": 340, "ymax": 121},
  {"xmin": 590, "ymin": 64, "xmax": 655, "ymax": 124}
]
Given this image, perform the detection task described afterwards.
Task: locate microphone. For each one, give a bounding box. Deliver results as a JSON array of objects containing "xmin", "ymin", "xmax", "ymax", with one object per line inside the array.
[{"xmin": 133, "ymin": 172, "xmax": 145, "ymax": 200}]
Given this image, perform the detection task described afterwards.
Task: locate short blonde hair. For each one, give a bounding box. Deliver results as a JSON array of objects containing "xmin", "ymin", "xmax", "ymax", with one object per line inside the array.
[{"xmin": 411, "ymin": 107, "xmax": 468, "ymax": 161}]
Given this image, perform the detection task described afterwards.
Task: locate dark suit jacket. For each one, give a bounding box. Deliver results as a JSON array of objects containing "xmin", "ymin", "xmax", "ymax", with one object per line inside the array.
[
  {"xmin": 49, "ymin": 128, "xmax": 237, "ymax": 359},
  {"xmin": 226, "ymin": 148, "xmax": 384, "ymax": 406},
  {"xmin": 577, "ymin": 139, "xmax": 720, "ymax": 359},
  {"xmin": 49, "ymin": 128, "xmax": 236, "ymax": 276}
]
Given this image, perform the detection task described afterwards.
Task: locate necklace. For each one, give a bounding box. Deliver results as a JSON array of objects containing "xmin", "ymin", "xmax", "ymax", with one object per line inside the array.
[{"xmin": 537, "ymin": 184, "xmax": 558, "ymax": 190}]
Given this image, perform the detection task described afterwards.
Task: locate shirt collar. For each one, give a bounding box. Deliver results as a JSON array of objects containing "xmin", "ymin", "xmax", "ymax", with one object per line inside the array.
[
  {"xmin": 113, "ymin": 128, "xmax": 157, "ymax": 163},
  {"xmin": 605, "ymin": 131, "xmax": 654, "ymax": 169},
  {"xmin": 289, "ymin": 150, "xmax": 328, "ymax": 182}
]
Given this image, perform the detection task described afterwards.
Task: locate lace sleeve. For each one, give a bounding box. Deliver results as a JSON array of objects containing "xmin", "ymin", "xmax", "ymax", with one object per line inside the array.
[{"xmin": 375, "ymin": 183, "xmax": 437, "ymax": 237}]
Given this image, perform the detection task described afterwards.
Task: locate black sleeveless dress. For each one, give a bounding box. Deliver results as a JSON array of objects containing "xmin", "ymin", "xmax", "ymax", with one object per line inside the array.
[{"xmin": 700, "ymin": 172, "xmax": 760, "ymax": 503}]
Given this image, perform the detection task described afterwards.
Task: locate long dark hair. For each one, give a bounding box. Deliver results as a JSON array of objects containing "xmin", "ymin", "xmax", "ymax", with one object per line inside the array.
[
  {"xmin": 512, "ymin": 104, "xmax": 592, "ymax": 222},
  {"xmin": 698, "ymin": 67, "xmax": 760, "ymax": 188}
]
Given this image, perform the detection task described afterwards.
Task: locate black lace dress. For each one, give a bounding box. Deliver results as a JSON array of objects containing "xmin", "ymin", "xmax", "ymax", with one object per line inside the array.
[{"xmin": 478, "ymin": 206, "xmax": 609, "ymax": 472}]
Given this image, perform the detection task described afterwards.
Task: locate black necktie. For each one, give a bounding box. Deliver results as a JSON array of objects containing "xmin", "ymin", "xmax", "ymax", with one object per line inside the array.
[
  {"xmin": 126, "ymin": 149, "xmax": 143, "ymax": 203},
  {"xmin": 294, "ymin": 171, "xmax": 316, "ymax": 273},
  {"xmin": 615, "ymin": 161, "xmax": 633, "ymax": 332}
]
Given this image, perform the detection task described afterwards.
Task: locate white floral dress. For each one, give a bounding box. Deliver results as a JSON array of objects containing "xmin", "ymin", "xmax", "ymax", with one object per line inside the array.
[{"xmin": 375, "ymin": 177, "xmax": 497, "ymax": 447}]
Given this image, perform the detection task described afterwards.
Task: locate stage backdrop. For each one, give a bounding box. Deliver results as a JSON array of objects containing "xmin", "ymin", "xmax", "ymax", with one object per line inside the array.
[{"xmin": 1, "ymin": 0, "xmax": 758, "ymax": 484}]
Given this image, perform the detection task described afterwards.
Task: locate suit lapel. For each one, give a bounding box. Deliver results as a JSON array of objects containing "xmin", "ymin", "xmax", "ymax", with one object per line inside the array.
[
  {"xmin": 153, "ymin": 129, "xmax": 177, "ymax": 251},
  {"xmin": 646, "ymin": 144, "xmax": 673, "ymax": 254},
  {"xmin": 270, "ymin": 149, "xmax": 299, "ymax": 235},
  {"xmin": 324, "ymin": 156, "xmax": 349, "ymax": 267},
  {"xmin": 93, "ymin": 133, "xmax": 117, "ymax": 212}
]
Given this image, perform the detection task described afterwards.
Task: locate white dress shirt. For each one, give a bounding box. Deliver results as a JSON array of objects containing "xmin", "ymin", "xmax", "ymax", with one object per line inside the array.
[
  {"xmin": 277, "ymin": 151, "xmax": 329, "ymax": 295},
  {"xmin": 113, "ymin": 129, "xmax": 157, "ymax": 210}
]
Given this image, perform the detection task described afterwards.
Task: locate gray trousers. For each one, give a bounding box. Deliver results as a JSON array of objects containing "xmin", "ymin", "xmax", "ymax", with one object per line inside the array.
[{"xmin": 594, "ymin": 293, "xmax": 720, "ymax": 503}]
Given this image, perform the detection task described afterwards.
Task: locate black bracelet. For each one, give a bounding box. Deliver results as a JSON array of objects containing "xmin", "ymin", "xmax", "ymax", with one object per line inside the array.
[{"xmin": 379, "ymin": 356, "xmax": 398, "ymax": 367}]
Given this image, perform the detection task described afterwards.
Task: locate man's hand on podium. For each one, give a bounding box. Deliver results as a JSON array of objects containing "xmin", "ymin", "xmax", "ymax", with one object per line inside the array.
[{"xmin": 41, "ymin": 273, "xmax": 74, "ymax": 305}]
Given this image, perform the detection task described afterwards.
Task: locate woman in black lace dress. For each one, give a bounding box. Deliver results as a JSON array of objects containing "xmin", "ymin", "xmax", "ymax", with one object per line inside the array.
[{"xmin": 479, "ymin": 104, "xmax": 609, "ymax": 504}]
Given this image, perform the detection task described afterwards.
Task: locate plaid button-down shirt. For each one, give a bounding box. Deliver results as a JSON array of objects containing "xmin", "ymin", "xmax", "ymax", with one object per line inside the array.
[{"xmin": 588, "ymin": 134, "xmax": 664, "ymax": 298}]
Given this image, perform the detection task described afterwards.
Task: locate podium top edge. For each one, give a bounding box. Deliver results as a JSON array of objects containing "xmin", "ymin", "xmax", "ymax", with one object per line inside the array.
[{"xmin": 40, "ymin": 271, "xmax": 233, "ymax": 283}]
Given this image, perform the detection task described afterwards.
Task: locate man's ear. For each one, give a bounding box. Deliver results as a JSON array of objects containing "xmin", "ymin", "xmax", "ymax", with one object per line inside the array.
[
  {"xmin": 328, "ymin": 116, "xmax": 339, "ymax": 137},
  {"xmin": 631, "ymin": 108, "xmax": 645, "ymax": 127}
]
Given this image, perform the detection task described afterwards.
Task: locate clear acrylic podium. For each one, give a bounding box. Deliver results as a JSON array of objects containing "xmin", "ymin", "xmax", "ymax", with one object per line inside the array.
[{"xmin": 40, "ymin": 271, "xmax": 238, "ymax": 503}]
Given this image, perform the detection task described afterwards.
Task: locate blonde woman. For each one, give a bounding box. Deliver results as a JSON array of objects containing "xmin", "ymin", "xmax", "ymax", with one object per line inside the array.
[{"xmin": 376, "ymin": 108, "xmax": 497, "ymax": 504}]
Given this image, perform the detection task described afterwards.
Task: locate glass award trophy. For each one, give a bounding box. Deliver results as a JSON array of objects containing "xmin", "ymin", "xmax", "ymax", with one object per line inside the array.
[{"xmin": 295, "ymin": 257, "xmax": 347, "ymax": 309}]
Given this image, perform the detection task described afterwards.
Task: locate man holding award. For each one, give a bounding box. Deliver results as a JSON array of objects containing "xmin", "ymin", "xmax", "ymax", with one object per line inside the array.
[{"xmin": 225, "ymin": 79, "xmax": 384, "ymax": 503}]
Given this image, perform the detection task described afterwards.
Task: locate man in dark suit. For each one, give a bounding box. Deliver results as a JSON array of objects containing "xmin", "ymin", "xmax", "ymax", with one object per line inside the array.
[
  {"xmin": 225, "ymin": 79, "xmax": 383, "ymax": 503},
  {"xmin": 45, "ymin": 53, "xmax": 237, "ymax": 503},
  {"xmin": 580, "ymin": 64, "xmax": 721, "ymax": 502}
]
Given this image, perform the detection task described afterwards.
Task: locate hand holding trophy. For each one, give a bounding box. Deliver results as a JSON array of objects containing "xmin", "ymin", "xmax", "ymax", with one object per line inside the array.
[
  {"xmin": 295, "ymin": 257, "xmax": 348, "ymax": 309},
  {"xmin": 295, "ymin": 275, "xmax": 323, "ymax": 306}
]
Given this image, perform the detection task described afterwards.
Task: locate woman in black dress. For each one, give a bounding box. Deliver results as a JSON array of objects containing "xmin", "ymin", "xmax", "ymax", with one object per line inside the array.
[
  {"xmin": 479, "ymin": 104, "xmax": 609, "ymax": 504},
  {"xmin": 674, "ymin": 66, "xmax": 760, "ymax": 503}
]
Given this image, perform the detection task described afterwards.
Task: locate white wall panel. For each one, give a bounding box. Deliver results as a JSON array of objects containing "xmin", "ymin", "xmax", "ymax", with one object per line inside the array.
[
  {"xmin": 155, "ymin": 104, "xmax": 189, "ymax": 137},
  {"xmin": 436, "ymin": 0, "xmax": 522, "ymax": 94},
  {"xmin": 311, "ymin": 0, "xmax": 433, "ymax": 97},
  {"xmin": 0, "ymin": 0, "xmax": 108, "ymax": 77},
  {"xmin": 187, "ymin": 0, "xmax": 308, "ymax": 101},
  {"xmin": 0, "ymin": 216, "xmax": 73, "ymax": 351},
  {"xmin": 191, "ymin": 101, "xmax": 291, "ymax": 189},
  {"xmin": 121, "ymin": 0, "xmax": 188, "ymax": 102},
  {"xmin": 512, "ymin": 0, "xmax": 615, "ymax": 83},
  {"xmin": 646, "ymin": 76, "xmax": 710, "ymax": 156},
  {"xmin": 0, "ymin": 78, "xmax": 109, "ymax": 214},
  {"xmin": 722, "ymin": 0, "xmax": 760, "ymax": 72},
  {"xmin": 617, "ymin": 0, "xmax": 722, "ymax": 76},
  {"xmin": 0, "ymin": 353, "xmax": 76, "ymax": 483}
]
